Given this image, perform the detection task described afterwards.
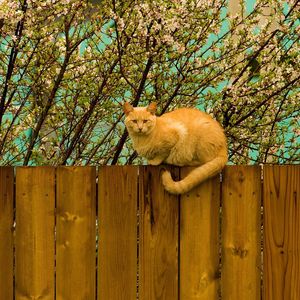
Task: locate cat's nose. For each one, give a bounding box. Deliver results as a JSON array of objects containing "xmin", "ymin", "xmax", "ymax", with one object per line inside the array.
[{"xmin": 137, "ymin": 122, "xmax": 143, "ymax": 131}]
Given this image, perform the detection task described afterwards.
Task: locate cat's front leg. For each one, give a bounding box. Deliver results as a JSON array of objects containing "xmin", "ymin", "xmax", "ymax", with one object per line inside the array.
[{"xmin": 148, "ymin": 157, "xmax": 164, "ymax": 166}]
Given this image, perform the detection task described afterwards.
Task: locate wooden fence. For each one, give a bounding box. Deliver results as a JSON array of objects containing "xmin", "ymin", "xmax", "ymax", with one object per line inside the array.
[{"xmin": 0, "ymin": 165, "xmax": 299, "ymax": 300}]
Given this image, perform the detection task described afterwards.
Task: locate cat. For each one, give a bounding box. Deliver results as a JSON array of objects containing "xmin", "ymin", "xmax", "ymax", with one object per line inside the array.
[{"xmin": 123, "ymin": 102, "xmax": 227, "ymax": 194}]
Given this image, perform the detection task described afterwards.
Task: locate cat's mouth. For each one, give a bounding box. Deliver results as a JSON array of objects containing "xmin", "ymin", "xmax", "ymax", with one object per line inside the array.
[
  {"xmin": 134, "ymin": 129, "xmax": 150, "ymax": 135},
  {"xmin": 136, "ymin": 130, "xmax": 145, "ymax": 135}
]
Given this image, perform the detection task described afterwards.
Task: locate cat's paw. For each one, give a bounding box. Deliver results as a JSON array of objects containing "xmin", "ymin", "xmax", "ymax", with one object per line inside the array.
[{"xmin": 148, "ymin": 158, "xmax": 163, "ymax": 166}]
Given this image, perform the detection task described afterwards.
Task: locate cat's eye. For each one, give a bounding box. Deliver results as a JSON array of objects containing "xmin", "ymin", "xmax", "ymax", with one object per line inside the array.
[
  {"xmin": 143, "ymin": 120, "xmax": 149, "ymax": 123},
  {"xmin": 131, "ymin": 120, "xmax": 138, "ymax": 123}
]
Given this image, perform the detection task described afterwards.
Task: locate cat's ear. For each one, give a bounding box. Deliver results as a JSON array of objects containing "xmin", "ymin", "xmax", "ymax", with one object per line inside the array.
[
  {"xmin": 123, "ymin": 102, "xmax": 134, "ymax": 115},
  {"xmin": 147, "ymin": 102, "xmax": 157, "ymax": 115}
]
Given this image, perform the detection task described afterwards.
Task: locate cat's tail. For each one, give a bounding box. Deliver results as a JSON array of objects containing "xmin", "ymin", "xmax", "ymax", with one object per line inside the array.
[{"xmin": 161, "ymin": 154, "xmax": 227, "ymax": 195}]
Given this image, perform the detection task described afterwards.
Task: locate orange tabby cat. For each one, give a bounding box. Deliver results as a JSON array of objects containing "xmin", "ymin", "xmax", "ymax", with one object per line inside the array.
[{"xmin": 123, "ymin": 102, "xmax": 227, "ymax": 194}]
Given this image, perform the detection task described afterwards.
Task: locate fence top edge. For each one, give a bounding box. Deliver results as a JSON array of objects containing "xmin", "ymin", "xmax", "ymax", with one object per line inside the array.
[{"xmin": 0, "ymin": 164, "xmax": 298, "ymax": 170}]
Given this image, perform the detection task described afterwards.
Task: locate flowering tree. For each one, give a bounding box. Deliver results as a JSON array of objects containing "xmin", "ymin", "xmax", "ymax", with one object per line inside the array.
[{"xmin": 0, "ymin": 0, "xmax": 299, "ymax": 165}]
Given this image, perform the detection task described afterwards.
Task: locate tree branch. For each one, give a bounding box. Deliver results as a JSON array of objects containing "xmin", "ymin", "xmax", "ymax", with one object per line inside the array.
[
  {"xmin": 110, "ymin": 55, "xmax": 153, "ymax": 165},
  {"xmin": 0, "ymin": 1, "xmax": 27, "ymax": 130},
  {"xmin": 23, "ymin": 53, "xmax": 71, "ymax": 165},
  {"xmin": 233, "ymin": 75, "xmax": 300, "ymax": 127}
]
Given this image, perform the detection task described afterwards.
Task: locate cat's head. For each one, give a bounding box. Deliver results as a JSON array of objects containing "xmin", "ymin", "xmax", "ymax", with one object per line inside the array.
[{"xmin": 123, "ymin": 102, "xmax": 157, "ymax": 135}]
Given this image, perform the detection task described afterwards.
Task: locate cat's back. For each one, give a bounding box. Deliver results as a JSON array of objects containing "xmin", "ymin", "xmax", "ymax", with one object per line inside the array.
[
  {"xmin": 161, "ymin": 107, "xmax": 226, "ymax": 144},
  {"xmin": 161, "ymin": 107, "xmax": 217, "ymax": 126}
]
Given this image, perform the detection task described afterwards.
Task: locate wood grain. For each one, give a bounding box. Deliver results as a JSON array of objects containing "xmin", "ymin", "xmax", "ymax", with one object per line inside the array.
[
  {"xmin": 221, "ymin": 166, "xmax": 261, "ymax": 300},
  {"xmin": 180, "ymin": 168, "xmax": 220, "ymax": 300},
  {"xmin": 0, "ymin": 167, "xmax": 14, "ymax": 300},
  {"xmin": 98, "ymin": 166, "xmax": 138, "ymax": 300},
  {"xmin": 139, "ymin": 166, "xmax": 179, "ymax": 300},
  {"xmin": 56, "ymin": 166, "xmax": 96, "ymax": 300},
  {"xmin": 263, "ymin": 165, "xmax": 300, "ymax": 300},
  {"xmin": 15, "ymin": 167, "xmax": 55, "ymax": 300}
]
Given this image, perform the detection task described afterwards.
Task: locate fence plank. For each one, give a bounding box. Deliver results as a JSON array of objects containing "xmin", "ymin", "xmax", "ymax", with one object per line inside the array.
[
  {"xmin": 221, "ymin": 166, "xmax": 261, "ymax": 300},
  {"xmin": 15, "ymin": 167, "xmax": 55, "ymax": 300},
  {"xmin": 263, "ymin": 165, "xmax": 300, "ymax": 300},
  {"xmin": 180, "ymin": 168, "xmax": 220, "ymax": 300},
  {"xmin": 56, "ymin": 167, "xmax": 96, "ymax": 300},
  {"xmin": 98, "ymin": 166, "xmax": 138, "ymax": 300},
  {"xmin": 0, "ymin": 167, "xmax": 14, "ymax": 300},
  {"xmin": 139, "ymin": 166, "xmax": 179, "ymax": 300}
]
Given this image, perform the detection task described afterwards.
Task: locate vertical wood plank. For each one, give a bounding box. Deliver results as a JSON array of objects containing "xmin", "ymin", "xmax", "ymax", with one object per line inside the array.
[
  {"xmin": 139, "ymin": 166, "xmax": 179, "ymax": 300},
  {"xmin": 222, "ymin": 166, "xmax": 261, "ymax": 300},
  {"xmin": 98, "ymin": 166, "xmax": 138, "ymax": 300},
  {"xmin": 263, "ymin": 165, "xmax": 300, "ymax": 300},
  {"xmin": 56, "ymin": 167, "xmax": 96, "ymax": 300},
  {"xmin": 180, "ymin": 168, "xmax": 220, "ymax": 300},
  {"xmin": 0, "ymin": 167, "xmax": 14, "ymax": 300},
  {"xmin": 15, "ymin": 167, "xmax": 55, "ymax": 300}
]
